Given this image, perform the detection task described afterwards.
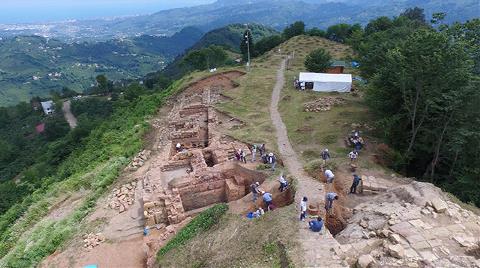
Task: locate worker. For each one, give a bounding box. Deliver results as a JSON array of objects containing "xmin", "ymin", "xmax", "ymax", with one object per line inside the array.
[
  {"xmin": 251, "ymin": 144, "xmax": 257, "ymax": 162},
  {"xmin": 321, "ymin": 149, "xmax": 330, "ymax": 166},
  {"xmin": 241, "ymin": 149, "xmax": 247, "ymax": 163},
  {"xmin": 300, "ymin": 196, "xmax": 308, "ymax": 221},
  {"xmin": 250, "ymin": 182, "xmax": 260, "ymax": 202},
  {"xmin": 278, "ymin": 173, "xmax": 288, "ymax": 192},
  {"xmin": 309, "ymin": 216, "xmax": 324, "ymax": 232},
  {"xmin": 325, "ymin": 192, "xmax": 338, "ymax": 213},
  {"xmin": 350, "ymin": 174, "xmax": 362, "ymax": 194},
  {"xmin": 259, "ymin": 143, "xmax": 266, "ymax": 157},
  {"xmin": 348, "ymin": 150, "xmax": 358, "ymax": 163},
  {"xmin": 268, "ymin": 153, "xmax": 276, "ymax": 171},
  {"xmin": 324, "ymin": 169, "xmax": 335, "ymax": 183},
  {"xmin": 175, "ymin": 143, "xmax": 182, "ymax": 152},
  {"xmin": 262, "ymin": 191, "xmax": 273, "ymax": 210}
]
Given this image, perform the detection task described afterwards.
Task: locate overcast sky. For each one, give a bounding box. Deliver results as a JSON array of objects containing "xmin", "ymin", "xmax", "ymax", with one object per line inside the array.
[{"xmin": 0, "ymin": 0, "xmax": 216, "ymax": 23}]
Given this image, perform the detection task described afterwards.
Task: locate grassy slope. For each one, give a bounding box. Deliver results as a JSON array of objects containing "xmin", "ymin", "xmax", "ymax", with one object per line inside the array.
[
  {"xmin": 0, "ymin": 78, "xmax": 197, "ymax": 267},
  {"xmin": 158, "ymin": 206, "xmax": 298, "ymax": 268}
]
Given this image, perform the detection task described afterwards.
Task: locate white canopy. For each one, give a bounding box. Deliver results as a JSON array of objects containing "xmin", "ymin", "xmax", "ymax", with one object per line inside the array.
[{"xmin": 299, "ymin": 72, "xmax": 352, "ymax": 92}]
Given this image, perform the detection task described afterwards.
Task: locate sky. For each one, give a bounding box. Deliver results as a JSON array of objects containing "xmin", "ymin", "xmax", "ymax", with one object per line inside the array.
[{"xmin": 0, "ymin": 0, "xmax": 216, "ymax": 24}]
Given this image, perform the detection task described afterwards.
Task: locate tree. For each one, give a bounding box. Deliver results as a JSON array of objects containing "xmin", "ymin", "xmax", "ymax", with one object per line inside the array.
[
  {"xmin": 326, "ymin": 24, "xmax": 352, "ymax": 43},
  {"xmin": 255, "ymin": 35, "xmax": 284, "ymax": 55},
  {"xmin": 283, "ymin": 21, "xmax": 305, "ymax": 40},
  {"xmin": 183, "ymin": 46, "xmax": 229, "ymax": 71},
  {"xmin": 95, "ymin": 75, "xmax": 109, "ymax": 93},
  {"xmin": 240, "ymin": 29, "xmax": 254, "ymax": 61},
  {"xmin": 400, "ymin": 7, "xmax": 426, "ymax": 24},
  {"xmin": 304, "ymin": 48, "xmax": 332, "ymax": 73},
  {"xmin": 365, "ymin": 16, "xmax": 393, "ymax": 35},
  {"xmin": 307, "ymin": 27, "xmax": 326, "ymax": 37}
]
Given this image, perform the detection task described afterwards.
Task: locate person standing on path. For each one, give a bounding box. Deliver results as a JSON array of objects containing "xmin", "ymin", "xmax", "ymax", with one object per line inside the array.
[
  {"xmin": 321, "ymin": 149, "xmax": 330, "ymax": 166},
  {"xmin": 268, "ymin": 153, "xmax": 277, "ymax": 171},
  {"xmin": 325, "ymin": 192, "xmax": 338, "ymax": 213},
  {"xmin": 325, "ymin": 169, "xmax": 335, "ymax": 183},
  {"xmin": 251, "ymin": 144, "xmax": 257, "ymax": 162},
  {"xmin": 241, "ymin": 150, "xmax": 247, "ymax": 163},
  {"xmin": 348, "ymin": 150, "xmax": 358, "ymax": 164},
  {"xmin": 250, "ymin": 182, "xmax": 260, "ymax": 202},
  {"xmin": 350, "ymin": 174, "xmax": 362, "ymax": 194},
  {"xmin": 300, "ymin": 196, "xmax": 308, "ymax": 221}
]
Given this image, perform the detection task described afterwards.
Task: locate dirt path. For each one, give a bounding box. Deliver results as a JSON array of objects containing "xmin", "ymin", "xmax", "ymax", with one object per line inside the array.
[
  {"xmin": 63, "ymin": 100, "xmax": 78, "ymax": 129},
  {"xmin": 269, "ymin": 59, "xmax": 346, "ymax": 267}
]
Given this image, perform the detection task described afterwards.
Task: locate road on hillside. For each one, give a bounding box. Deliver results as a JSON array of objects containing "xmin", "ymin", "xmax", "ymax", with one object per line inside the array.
[
  {"xmin": 63, "ymin": 100, "xmax": 78, "ymax": 129},
  {"xmin": 269, "ymin": 58, "xmax": 345, "ymax": 267}
]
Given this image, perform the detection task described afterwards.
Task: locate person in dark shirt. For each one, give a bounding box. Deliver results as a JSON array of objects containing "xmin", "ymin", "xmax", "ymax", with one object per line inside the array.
[
  {"xmin": 309, "ymin": 216, "xmax": 324, "ymax": 232},
  {"xmin": 350, "ymin": 174, "xmax": 362, "ymax": 194}
]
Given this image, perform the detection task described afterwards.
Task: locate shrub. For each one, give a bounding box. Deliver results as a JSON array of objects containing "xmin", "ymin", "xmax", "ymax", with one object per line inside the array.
[
  {"xmin": 304, "ymin": 48, "xmax": 332, "ymax": 73},
  {"xmin": 157, "ymin": 203, "xmax": 228, "ymax": 259}
]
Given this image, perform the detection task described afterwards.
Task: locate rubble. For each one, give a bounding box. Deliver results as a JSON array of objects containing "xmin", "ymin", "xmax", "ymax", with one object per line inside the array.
[
  {"xmin": 127, "ymin": 150, "xmax": 152, "ymax": 171},
  {"xmin": 83, "ymin": 233, "xmax": 105, "ymax": 250},
  {"xmin": 303, "ymin": 97, "xmax": 345, "ymax": 112},
  {"xmin": 334, "ymin": 181, "xmax": 480, "ymax": 267},
  {"xmin": 107, "ymin": 181, "xmax": 137, "ymax": 213},
  {"xmin": 356, "ymin": 254, "xmax": 376, "ymax": 268}
]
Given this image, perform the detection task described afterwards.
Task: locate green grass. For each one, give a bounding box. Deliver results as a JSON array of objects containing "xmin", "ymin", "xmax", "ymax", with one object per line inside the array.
[
  {"xmin": 157, "ymin": 203, "xmax": 229, "ymax": 259},
  {"xmin": 0, "ymin": 79, "xmax": 189, "ymax": 267}
]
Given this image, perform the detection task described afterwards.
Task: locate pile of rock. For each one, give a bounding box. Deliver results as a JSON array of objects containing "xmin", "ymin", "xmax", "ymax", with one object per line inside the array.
[
  {"xmin": 336, "ymin": 181, "xmax": 480, "ymax": 268},
  {"xmin": 108, "ymin": 181, "xmax": 137, "ymax": 213},
  {"xmin": 350, "ymin": 123, "xmax": 374, "ymax": 131},
  {"xmin": 304, "ymin": 97, "xmax": 345, "ymax": 112},
  {"xmin": 83, "ymin": 233, "xmax": 105, "ymax": 250},
  {"xmin": 127, "ymin": 150, "xmax": 151, "ymax": 170}
]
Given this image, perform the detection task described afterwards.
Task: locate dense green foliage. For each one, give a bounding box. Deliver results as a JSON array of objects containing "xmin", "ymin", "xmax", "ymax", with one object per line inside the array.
[
  {"xmin": 0, "ymin": 79, "xmax": 184, "ymax": 267},
  {"xmin": 0, "ymin": 102, "xmax": 75, "ymax": 214},
  {"xmin": 283, "ymin": 21, "xmax": 305, "ymax": 40},
  {"xmin": 183, "ymin": 45, "xmax": 229, "ymax": 71},
  {"xmin": 157, "ymin": 203, "xmax": 228, "ymax": 259},
  {"xmin": 354, "ymin": 12, "xmax": 480, "ymax": 206},
  {"xmin": 304, "ymin": 48, "xmax": 332, "ymax": 73}
]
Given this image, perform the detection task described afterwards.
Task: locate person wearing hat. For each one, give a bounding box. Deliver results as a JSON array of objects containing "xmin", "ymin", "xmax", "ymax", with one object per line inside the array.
[
  {"xmin": 250, "ymin": 182, "xmax": 260, "ymax": 202},
  {"xmin": 321, "ymin": 149, "xmax": 330, "ymax": 166},
  {"xmin": 268, "ymin": 153, "xmax": 276, "ymax": 171},
  {"xmin": 176, "ymin": 143, "xmax": 183, "ymax": 152}
]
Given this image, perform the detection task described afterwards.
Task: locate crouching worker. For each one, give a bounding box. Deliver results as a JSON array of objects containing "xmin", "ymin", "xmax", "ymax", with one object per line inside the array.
[{"xmin": 309, "ymin": 216, "xmax": 324, "ymax": 232}]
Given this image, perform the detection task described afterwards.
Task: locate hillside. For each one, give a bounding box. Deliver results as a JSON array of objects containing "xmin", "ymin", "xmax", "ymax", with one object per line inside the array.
[
  {"xmin": 0, "ymin": 0, "xmax": 477, "ymax": 42},
  {"xmin": 0, "ymin": 13, "xmax": 478, "ymax": 268},
  {"xmin": 0, "ymin": 27, "xmax": 203, "ymax": 106}
]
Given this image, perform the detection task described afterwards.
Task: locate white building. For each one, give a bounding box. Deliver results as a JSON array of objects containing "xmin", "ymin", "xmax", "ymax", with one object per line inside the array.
[
  {"xmin": 298, "ymin": 72, "xmax": 352, "ymax": 92},
  {"xmin": 41, "ymin": 100, "xmax": 55, "ymax": 115}
]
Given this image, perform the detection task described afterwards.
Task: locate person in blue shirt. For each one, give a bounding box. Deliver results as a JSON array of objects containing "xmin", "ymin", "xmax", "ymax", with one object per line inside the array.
[
  {"xmin": 325, "ymin": 192, "xmax": 338, "ymax": 213},
  {"xmin": 262, "ymin": 191, "xmax": 273, "ymax": 210},
  {"xmin": 350, "ymin": 174, "xmax": 362, "ymax": 194},
  {"xmin": 309, "ymin": 216, "xmax": 323, "ymax": 232}
]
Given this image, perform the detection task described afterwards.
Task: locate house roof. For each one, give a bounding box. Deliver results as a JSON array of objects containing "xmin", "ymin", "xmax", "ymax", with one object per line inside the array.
[
  {"xmin": 331, "ymin": 60, "xmax": 347, "ymax": 67},
  {"xmin": 41, "ymin": 101, "xmax": 54, "ymax": 110},
  {"xmin": 299, "ymin": 72, "xmax": 352, "ymax": 83}
]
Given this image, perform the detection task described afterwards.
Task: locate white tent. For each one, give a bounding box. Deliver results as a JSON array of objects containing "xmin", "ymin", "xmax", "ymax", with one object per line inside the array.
[{"xmin": 298, "ymin": 72, "xmax": 352, "ymax": 92}]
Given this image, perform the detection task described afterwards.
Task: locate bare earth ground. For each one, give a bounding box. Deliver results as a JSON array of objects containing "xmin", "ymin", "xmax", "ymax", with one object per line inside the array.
[{"xmin": 62, "ymin": 100, "xmax": 78, "ymax": 129}]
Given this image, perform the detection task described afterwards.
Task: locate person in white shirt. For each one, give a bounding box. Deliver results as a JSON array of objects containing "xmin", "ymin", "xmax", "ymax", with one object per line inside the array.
[
  {"xmin": 300, "ymin": 196, "xmax": 308, "ymax": 221},
  {"xmin": 325, "ymin": 169, "xmax": 335, "ymax": 183},
  {"xmin": 278, "ymin": 173, "xmax": 288, "ymax": 192},
  {"xmin": 348, "ymin": 150, "xmax": 358, "ymax": 163}
]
